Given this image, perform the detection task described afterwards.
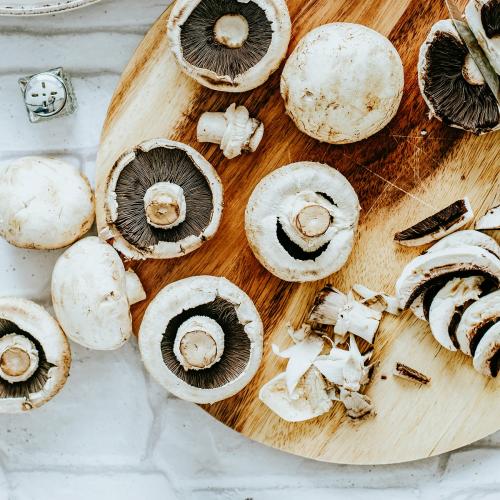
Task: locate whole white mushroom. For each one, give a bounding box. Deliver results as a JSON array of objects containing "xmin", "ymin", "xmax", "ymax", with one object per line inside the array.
[{"xmin": 280, "ymin": 23, "xmax": 404, "ymax": 144}]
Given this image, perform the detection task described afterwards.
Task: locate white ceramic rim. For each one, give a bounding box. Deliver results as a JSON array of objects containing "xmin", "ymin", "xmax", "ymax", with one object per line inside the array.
[{"xmin": 0, "ymin": 0, "xmax": 101, "ymax": 15}]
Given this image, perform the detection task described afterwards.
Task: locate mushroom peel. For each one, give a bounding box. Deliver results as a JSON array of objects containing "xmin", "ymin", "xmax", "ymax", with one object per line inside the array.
[
  {"xmin": 427, "ymin": 230, "xmax": 500, "ymax": 259},
  {"xmin": 473, "ymin": 321, "xmax": 500, "ymax": 377},
  {"xmin": 395, "ymin": 245, "xmax": 500, "ymax": 310},
  {"xmin": 352, "ymin": 284, "xmax": 401, "ymax": 315},
  {"xmin": 337, "ymin": 388, "xmax": 374, "ymax": 419},
  {"xmin": 418, "ymin": 20, "xmax": 500, "ymax": 134},
  {"xmin": 0, "ymin": 297, "xmax": 70, "ymax": 413},
  {"xmin": 99, "ymin": 138, "xmax": 223, "ymax": 260},
  {"xmin": 456, "ymin": 290, "xmax": 500, "ymax": 356},
  {"xmin": 139, "ymin": 276, "xmax": 263, "ymax": 404},
  {"xmin": 0, "ymin": 156, "xmax": 94, "ymax": 250},
  {"xmin": 476, "ymin": 205, "xmax": 500, "ymax": 231},
  {"xmin": 197, "ymin": 103, "xmax": 264, "ymax": 159},
  {"xmin": 52, "ymin": 237, "xmax": 146, "ymax": 351},
  {"xmin": 280, "ymin": 23, "xmax": 404, "ymax": 144},
  {"xmin": 167, "ymin": 0, "xmax": 291, "ymax": 92},
  {"xmin": 245, "ymin": 162, "xmax": 360, "ymax": 283}
]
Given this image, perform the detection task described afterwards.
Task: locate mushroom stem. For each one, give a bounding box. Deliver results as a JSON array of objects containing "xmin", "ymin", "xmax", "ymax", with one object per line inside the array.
[
  {"xmin": 214, "ymin": 14, "xmax": 249, "ymax": 48},
  {"xmin": 125, "ymin": 270, "xmax": 146, "ymax": 306},
  {"xmin": 143, "ymin": 182, "xmax": 186, "ymax": 229},
  {"xmin": 0, "ymin": 334, "xmax": 39, "ymax": 384},
  {"xmin": 173, "ymin": 316, "xmax": 225, "ymax": 371},
  {"xmin": 462, "ymin": 53, "xmax": 485, "ymax": 86},
  {"xmin": 294, "ymin": 204, "xmax": 332, "ymax": 238}
]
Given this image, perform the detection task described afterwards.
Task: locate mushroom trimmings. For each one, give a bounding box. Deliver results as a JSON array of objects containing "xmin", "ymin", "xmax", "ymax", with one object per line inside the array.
[
  {"xmin": 98, "ymin": 139, "xmax": 223, "ymax": 260},
  {"xmin": 139, "ymin": 276, "xmax": 263, "ymax": 404},
  {"xmin": 0, "ymin": 156, "xmax": 94, "ymax": 250},
  {"xmin": 418, "ymin": 20, "xmax": 500, "ymax": 134},
  {"xmin": 280, "ymin": 23, "xmax": 404, "ymax": 144},
  {"xmin": 167, "ymin": 0, "xmax": 291, "ymax": 92},
  {"xmin": 0, "ymin": 298, "xmax": 70, "ymax": 413},
  {"xmin": 245, "ymin": 162, "xmax": 360, "ymax": 282}
]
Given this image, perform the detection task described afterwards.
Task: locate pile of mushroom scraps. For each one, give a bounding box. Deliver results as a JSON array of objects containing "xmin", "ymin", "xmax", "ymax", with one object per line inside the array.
[{"xmin": 394, "ymin": 198, "xmax": 500, "ymax": 378}]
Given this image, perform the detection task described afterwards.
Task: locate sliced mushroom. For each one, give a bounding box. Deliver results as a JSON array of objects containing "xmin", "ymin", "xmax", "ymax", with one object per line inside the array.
[
  {"xmin": 197, "ymin": 103, "xmax": 264, "ymax": 159},
  {"xmin": 139, "ymin": 276, "xmax": 263, "ymax": 404},
  {"xmin": 394, "ymin": 198, "xmax": 474, "ymax": 247},
  {"xmin": 476, "ymin": 204, "xmax": 500, "ymax": 230},
  {"xmin": 0, "ymin": 156, "xmax": 94, "ymax": 250},
  {"xmin": 427, "ymin": 230, "xmax": 500, "ymax": 259},
  {"xmin": 52, "ymin": 237, "xmax": 146, "ymax": 351},
  {"xmin": 393, "ymin": 362, "xmax": 431, "ymax": 385},
  {"xmin": 418, "ymin": 20, "xmax": 500, "ymax": 134},
  {"xmin": 0, "ymin": 297, "xmax": 70, "ymax": 413},
  {"xmin": 98, "ymin": 139, "xmax": 223, "ymax": 260},
  {"xmin": 465, "ymin": 0, "xmax": 500, "ymax": 74},
  {"xmin": 245, "ymin": 162, "xmax": 360, "ymax": 282},
  {"xmin": 352, "ymin": 284, "xmax": 401, "ymax": 315},
  {"xmin": 280, "ymin": 23, "xmax": 404, "ymax": 144},
  {"xmin": 473, "ymin": 321, "xmax": 500, "ymax": 377},
  {"xmin": 168, "ymin": 0, "xmax": 291, "ymax": 92},
  {"xmin": 456, "ymin": 289, "xmax": 500, "ymax": 355}
]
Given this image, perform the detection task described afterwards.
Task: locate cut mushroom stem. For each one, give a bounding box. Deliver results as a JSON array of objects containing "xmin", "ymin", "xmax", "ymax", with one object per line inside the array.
[
  {"xmin": 0, "ymin": 334, "xmax": 39, "ymax": 384},
  {"xmin": 295, "ymin": 204, "xmax": 332, "ymax": 238},
  {"xmin": 125, "ymin": 270, "xmax": 147, "ymax": 306},
  {"xmin": 476, "ymin": 205, "xmax": 500, "ymax": 230},
  {"xmin": 462, "ymin": 53, "xmax": 485, "ymax": 85},
  {"xmin": 214, "ymin": 14, "xmax": 249, "ymax": 48},
  {"xmin": 144, "ymin": 182, "xmax": 186, "ymax": 229}
]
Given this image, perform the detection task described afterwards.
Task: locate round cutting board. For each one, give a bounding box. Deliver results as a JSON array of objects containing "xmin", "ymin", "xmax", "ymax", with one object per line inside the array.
[
  {"xmin": 0, "ymin": 0, "xmax": 101, "ymax": 15},
  {"xmin": 96, "ymin": 0, "xmax": 500, "ymax": 464}
]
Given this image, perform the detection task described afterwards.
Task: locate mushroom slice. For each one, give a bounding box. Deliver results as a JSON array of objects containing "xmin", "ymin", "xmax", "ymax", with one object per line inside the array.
[
  {"xmin": 394, "ymin": 198, "xmax": 474, "ymax": 247},
  {"xmin": 352, "ymin": 284, "xmax": 401, "ymax": 315},
  {"xmin": 259, "ymin": 368, "xmax": 333, "ymax": 422},
  {"xmin": 139, "ymin": 276, "xmax": 263, "ymax": 404},
  {"xmin": 0, "ymin": 298, "xmax": 70, "ymax": 413},
  {"xmin": 428, "ymin": 276, "xmax": 488, "ymax": 351},
  {"xmin": 245, "ymin": 162, "xmax": 360, "ymax": 282},
  {"xmin": 52, "ymin": 237, "xmax": 146, "ymax": 351},
  {"xmin": 393, "ymin": 362, "xmax": 431, "ymax": 385},
  {"xmin": 168, "ymin": 0, "xmax": 291, "ymax": 92},
  {"xmin": 427, "ymin": 230, "xmax": 500, "ymax": 259},
  {"xmin": 465, "ymin": 0, "xmax": 500, "ymax": 74},
  {"xmin": 476, "ymin": 205, "xmax": 500, "ymax": 231},
  {"xmin": 0, "ymin": 156, "xmax": 94, "ymax": 250},
  {"xmin": 456, "ymin": 289, "xmax": 500, "ymax": 356},
  {"xmin": 396, "ymin": 245, "xmax": 500, "ymax": 310},
  {"xmin": 418, "ymin": 20, "xmax": 500, "ymax": 134},
  {"xmin": 99, "ymin": 139, "xmax": 223, "ymax": 260},
  {"xmin": 280, "ymin": 23, "xmax": 404, "ymax": 144},
  {"xmin": 473, "ymin": 321, "xmax": 500, "ymax": 377}
]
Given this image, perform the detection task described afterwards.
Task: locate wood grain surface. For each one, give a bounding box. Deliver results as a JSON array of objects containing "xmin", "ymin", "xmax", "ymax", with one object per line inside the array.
[{"xmin": 96, "ymin": 0, "xmax": 500, "ymax": 464}]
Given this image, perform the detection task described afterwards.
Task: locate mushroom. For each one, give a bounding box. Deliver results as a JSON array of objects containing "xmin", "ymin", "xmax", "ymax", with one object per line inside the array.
[
  {"xmin": 280, "ymin": 23, "xmax": 404, "ymax": 144},
  {"xmin": 456, "ymin": 289, "xmax": 500, "ymax": 355},
  {"xmin": 394, "ymin": 198, "xmax": 474, "ymax": 247},
  {"xmin": 0, "ymin": 297, "xmax": 70, "ymax": 413},
  {"xmin": 197, "ymin": 103, "xmax": 264, "ymax": 159},
  {"xmin": 245, "ymin": 162, "xmax": 360, "ymax": 282},
  {"xmin": 52, "ymin": 237, "xmax": 146, "ymax": 351},
  {"xmin": 139, "ymin": 276, "xmax": 263, "ymax": 404},
  {"xmin": 0, "ymin": 156, "xmax": 94, "ymax": 250},
  {"xmin": 167, "ymin": 0, "xmax": 291, "ymax": 92},
  {"xmin": 427, "ymin": 229, "xmax": 500, "ymax": 259},
  {"xmin": 473, "ymin": 321, "xmax": 499, "ymax": 377},
  {"xmin": 476, "ymin": 204, "xmax": 500, "ymax": 230},
  {"xmin": 98, "ymin": 139, "xmax": 223, "ymax": 260},
  {"xmin": 465, "ymin": 0, "xmax": 500, "ymax": 74},
  {"xmin": 418, "ymin": 20, "xmax": 500, "ymax": 134}
]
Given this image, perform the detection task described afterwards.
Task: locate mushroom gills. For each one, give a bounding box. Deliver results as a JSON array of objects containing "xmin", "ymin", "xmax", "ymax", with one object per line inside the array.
[
  {"xmin": 473, "ymin": 321, "xmax": 500, "ymax": 377},
  {"xmin": 476, "ymin": 204, "xmax": 500, "ymax": 230}
]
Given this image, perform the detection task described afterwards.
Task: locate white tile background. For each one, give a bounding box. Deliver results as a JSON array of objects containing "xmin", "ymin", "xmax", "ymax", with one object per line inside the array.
[{"xmin": 0, "ymin": 1, "xmax": 498, "ymax": 498}]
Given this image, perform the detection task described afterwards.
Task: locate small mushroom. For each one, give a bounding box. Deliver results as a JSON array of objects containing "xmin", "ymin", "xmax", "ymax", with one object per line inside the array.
[
  {"xmin": 0, "ymin": 297, "xmax": 70, "ymax": 413},
  {"xmin": 139, "ymin": 276, "xmax": 263, "ymax": 404},
  {"xmin": 98, "ymin": 139, "xmax": 223, "ymax": 260},
  {"xmin": 245, "ymin": 162, "xmax": 360, "ymax": 282},
  {"xmin": 197, "ymin": 103, "xmax": 264, "ymax": 159},
  {"xmin": 52, "ymin": 237, "xmax": 146, "ymax": 351},
  {"xmin": 476, "ymin": 204, "xmax": 500, "ymax": 230},
  {"xmin": 465, "ymin": 0, "xmax": 500, "ymax": 74},
  {"xmin": 394, "ymin": 198, "xmax": 474, "ymax": 247},
  {"xmin": 0, "ymin": 156, "xmax": 94, "ymax": 250},
  {"xmin": 418, "ymin": 20, "xmax": 500, "ymax": 134},
  {"xmin": 427, "ymin": 229, "xmax": 500, "ymax": 259},
  {"xmin": 473, "ymin": 321, "xmax": 499, "ymax": 377},
  {"xmin": 280, "ymin": 23, "xmax": 404, "ymax": 144},
  {"xmin": 167, "ymin": 0, "xmax": 291, "ymax": 92}
]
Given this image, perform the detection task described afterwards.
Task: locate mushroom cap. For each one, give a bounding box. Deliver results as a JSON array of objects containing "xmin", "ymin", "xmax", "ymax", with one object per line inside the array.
[
  {"xmin": 168, "ymin": 0, "xmax": 291, "ymax": 92},
  {"xmin": 427, "ymin": 230, "xmax": 500, "ymax": 259},
  {"xmin": 101, "ymin": 138, "xmax": 223, "ymax": 260},
  {"xmin": 0, "ymin": 156, "xmax": 94, "ymax": 250},
  {"xmin": 0, "ymin": 297, "xmax": 71, "ymax": 413},
  {"xmin": 418, "ymin": 20, "xmax": 500, "ymax": 134},
  {"xmin": 52, "ymin": 236, "xmax": 144, "ymax": 351},
  {"xmin": 139, "ymin": 275, "xmax": 263, "ymax": 404},
  {"xmin": 473, "ymin": 321, "xmax": 500, "ymax": 377},
  {"xmin": 245, "ymin": 162, "xmax": 360, "ymax": 282},
  {"xmin": 280, "ymin": 23, "xmax": 404, "ymax": 144}
]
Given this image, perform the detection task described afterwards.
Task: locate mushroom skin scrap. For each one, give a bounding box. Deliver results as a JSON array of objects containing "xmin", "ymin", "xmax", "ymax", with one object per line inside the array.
[{"xmin": 338, "ymin": 388, "xmax": 374, "ymax": 419}]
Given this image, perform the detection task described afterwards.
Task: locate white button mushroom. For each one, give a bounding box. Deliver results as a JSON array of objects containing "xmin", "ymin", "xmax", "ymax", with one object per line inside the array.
[
  {"xmin": 0, "ymin": 156, "xmax": 94, "ymax": 250},
  {"xmin": 473, "ymin": 322, "xmax": 500, "ymax": 377},
  {"xmin": 280, "ymin": 23, "xmax": 404, "ymax": 144},
  {"xmin": 51, "ymin": 236, "xmax": 146, "ymax": 351},
  {"xmin": 0, "ymin": 297, "xmax": 71, "ymax": 413}
]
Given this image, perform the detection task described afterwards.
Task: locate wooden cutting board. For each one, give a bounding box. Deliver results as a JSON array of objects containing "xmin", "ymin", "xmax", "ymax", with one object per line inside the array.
[{"xmin": 96, "ymin": 0, "xmax": 500, "ymax": 464}]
